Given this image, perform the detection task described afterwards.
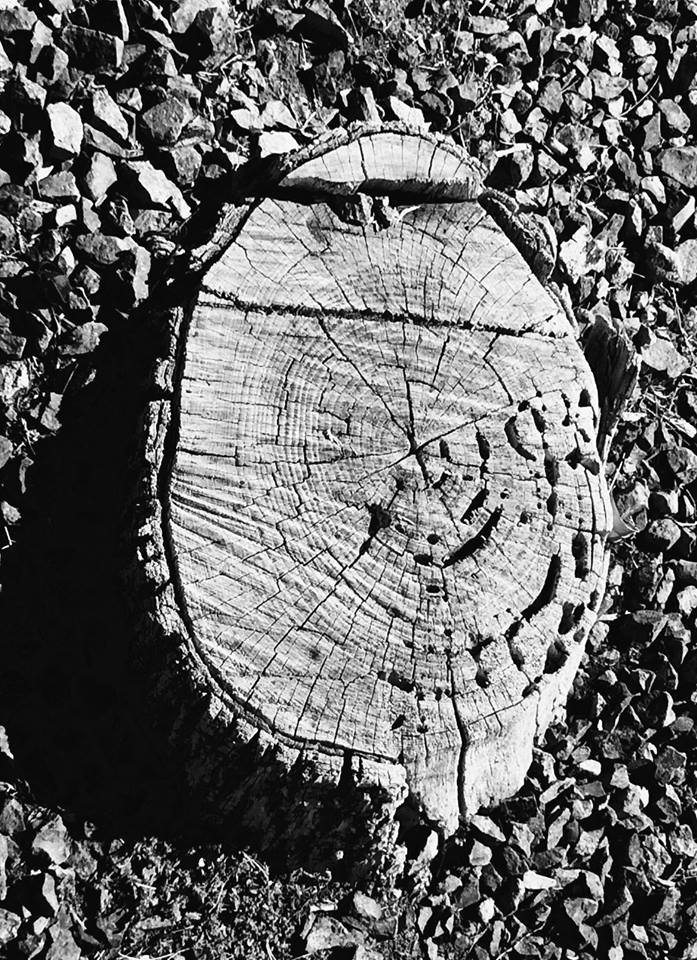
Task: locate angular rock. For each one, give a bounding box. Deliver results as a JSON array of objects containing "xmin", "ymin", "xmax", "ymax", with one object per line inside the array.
[
  {"xmin": 663, "ymin": 447, "xmax": 697, "ymax": 485},
  {"xmin": 45, "ymin": 910, "xmax": 81, "ymax": 960},
  {"xmin": 59, "ymin": 320, "xmax": 108, "ymax": 356},
  {"xmin": 40, "ymin": 873, "xmax": 60, "ymax": 916},
  {"xmin": 83, "ymin": 123, "xmax": 138, "ymax": 159},
  {"xmin": 563, "ymin": 897, "xmax": 598, "ymax": 938},
  {"xmin": 260, "ymin": 99, "xmax": 298, "ymax": 130},
  {"xmin": 180, "ymin": 5, "xmax": 237, "ymax": 66},
  {"xmin": 165, "ymin": 144, "xmax": 201, "ymax": 187},
  {"xmin": 658, "ymin": 147, "xmax": 697, "ymax": 189},
  {"xmin": 0, "ymin": 435, "xmax": 11, "ymax": 469},
  {"xmin": 81, "ymin": 152, "xmax": 118, "ymax": 204},
  {"xmin": 631, "ymin": 36, "xmax": 656, "ymax": 57},
  {"xmin": 230, "ymin": 106, "xmax": 262, "ymax": 133},
  {"xmin": 641, "ymin": 336, "xmax": 689, "ymax": 377},
  {"xmin": 120, "ymin": 160, "xmax": 191, "ymax": 217},
  {"xmin": 0, "ymin": 908, "xmax": 20, "ymax": 946},
  {"xmin": 0, "ymin": 796, "xmax": 24, "ymax": 837},
  {"xmin": 45, "ymin": 102, "xmax": 83, "ymax": 160},
  {"xmin": 0, "ymin": 213, "xmax": 16, "ymax": 251},
  {"xmin": 471, "ymin": 815, "xmax": 506, "ymax": 844},
  {"xmin": 494, "ymin": 845, "xmax": 527, "ymax": 876},
  {"xmin": 669, "ymin": 824, "xmax": 697, "ymax": 859},
  {"xmin": 75, "ymin": 232, "xmax": 132, "ymax": 267},
  {"xmin": 469, "ymin": 839, "xmax": 493, "ymax": 866},
  {"xmin": 258, "ymin": 131, "xmax": 299, "ymax": 157},
  {"xmin": 102, "ymin": 195, "xmax": 134, "ymax": 236},
  {"xmin": 658, "ymin": 98, "xmax": 691, "ymax": 135},
  {"xmin": 34, "ymin": 43, "xmax": 70, "ymax": 85},
  {"xmin": 60, "ymin": 24, "xmax": 124, "ymax": 70},
  {"xmin": 31, "ymin": 816, "xmax": 71, "ymax": 865},
  {"xmin": 6, "ymin": 73, "xmax": 46, "ymax": 112},
  {"xmin": 590, "ymin": 69, "xmax": 629, "ymax": 101},
  {"xmin": 654, "ymin": 746, "xmax": 686, "ymax": 786},
  {"xmin": 677, "ymin": 586, "xmax": 697, "ymax": 618},
  {"xmin": 0, "ymin": 834, "xmax": 8, "ymax": 899},
  {"xmin": 116, "ymin": 244, "xmax": 151, "ymax": 303},
  {"xmin": 509, "ymin": 822, "xmax": 535, "ymax": 856},
  {"xmin": 557, "ymin": 230, "xmax": 589, "ymax": 284},
  {"xmin": 352, "ymin": 892, "xmax": 382, "ymax": 921},
  {"xmin": 90, "ymin": 0, "xmax": 130, "ymax": 42},
  {"xmin": 676, "ymin": 239, "xmax": 697, "ymax": 285},
  {"xmin": 522, "ymin": 870, "xmax": 556, "ymax": 890},
  {"xmin": 303, "ymin": 914, "xmax": 357, "ymax": 953},
  {"xmin": 140, "ymin": 97, "xmax": 192, "ymax": 146},
  {"xmin": 300, "ymin": 0, "xmax": 353, "ymax": 48},
  {"xmin": 37, "ymin": 172, "xmax": 80, "ymax": 203},
  {"xmin": 133, "ymin": 208, "xmax": 173, "ymax": 235},
  {"xmin": 0, "ymin": 500, "xmax": 20, "ymax": 524},
  {"xmin": 89, "ymin": 88, "xmax": 130, "ymax": 144},
  {"xmin": 470, "ymin": 15, "xmax": 508, "ymax": 34},
  {"xmin": 0, "ymin": 316, "xmax": 26, "ymax": 359},
  {"xmin": 387, "ymin": 97, "xmax": 428, "ymax": 129},
  {"xmin": 0, "ymin": 5, "xmax": 36, "ymax": 36}
]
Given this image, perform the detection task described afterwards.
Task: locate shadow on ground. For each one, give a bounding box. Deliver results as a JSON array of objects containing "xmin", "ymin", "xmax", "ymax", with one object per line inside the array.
[
  {"xmin": 0, "ymin": 313, "xmax": 406, "ymax": 884},
  {"xmin": 0, "ymin": 318, "xmax": 192, "ymax": 840}
]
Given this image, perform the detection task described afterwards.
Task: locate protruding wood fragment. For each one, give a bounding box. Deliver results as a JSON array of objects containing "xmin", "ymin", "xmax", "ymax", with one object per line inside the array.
[{"xmin": 134, "ymin": 126, "xmax": 614, "ymax": 863}]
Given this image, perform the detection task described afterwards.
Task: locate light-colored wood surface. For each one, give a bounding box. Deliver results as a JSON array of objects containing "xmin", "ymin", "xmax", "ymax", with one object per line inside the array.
[
  {"xmin": 154, "ymin": 128, "xmax": 612, "ymax": 834},
  {"xmin": 274, "ymin": 123, "xmax": 483, "ymax": 199}
]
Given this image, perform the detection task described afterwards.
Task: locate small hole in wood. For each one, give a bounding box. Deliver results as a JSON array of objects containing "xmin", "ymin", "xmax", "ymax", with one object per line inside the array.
[
  {"xmin": 545, "ymin": 639, "xmax": 568, "ymax": 674},
  {"xmin": 558, "ymin": 601, "xmax": 576, "ymax": 635},
  {"xmin": 388, "ymin": 670, "xmax": 414, "ymax": 692},
  {"xmin": 461, "ymin": 488, "xmax": 488, "ymax": 523},
  {"xmin": 572, "ymin": 531, "xmax": 590, "ymax": 579},
  {"xmin": 544, "ymin": 452, "xmax": 559, "ymax": 487},
  {"xmin": 475, "ymin": 666, "xmax": 490, "ymax": 688},
  {"xmin": 532, "ymin": 408, "xmax": 547, "ymax": 433},
  {"xmin": 510, "ymin": 645, "xmax": 526, "ymax": 669}
]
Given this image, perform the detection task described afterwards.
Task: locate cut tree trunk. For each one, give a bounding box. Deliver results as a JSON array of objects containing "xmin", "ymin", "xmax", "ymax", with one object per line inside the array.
[{"xmin": 131, "ymin": 124, "xmax": 614, "ymax": 870}]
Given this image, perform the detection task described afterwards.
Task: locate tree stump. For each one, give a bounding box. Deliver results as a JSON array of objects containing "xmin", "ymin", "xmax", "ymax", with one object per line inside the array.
[{"xmin": 134, "ymin": 125, "xmax": 613, "ymax": 865}]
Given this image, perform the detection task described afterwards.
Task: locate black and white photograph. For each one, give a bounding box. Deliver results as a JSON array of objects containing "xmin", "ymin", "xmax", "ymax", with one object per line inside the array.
[{"xmin": 0, "ymin": 0, "xmax": 695, "ymax": 957}]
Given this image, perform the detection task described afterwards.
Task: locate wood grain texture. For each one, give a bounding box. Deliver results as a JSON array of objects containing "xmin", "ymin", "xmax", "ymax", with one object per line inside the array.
[{"xmin": 137, "ymin": 126, "xmax": 613, "ymax": 849}]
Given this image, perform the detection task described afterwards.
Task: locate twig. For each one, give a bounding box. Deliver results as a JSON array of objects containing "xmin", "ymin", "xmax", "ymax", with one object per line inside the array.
[
  {"xmin": 242, "ymin": 850, "xmax": 270, "ymax": 883},
  {"xmin": 619, "ymin": 77, "xmax": 659, "ymax": 118}
]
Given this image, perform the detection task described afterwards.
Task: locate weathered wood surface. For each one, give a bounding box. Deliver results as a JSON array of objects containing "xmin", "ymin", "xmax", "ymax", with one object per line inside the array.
[{"xmin": 135, "ymin": 125, "xmax": 613, "ymax": 855}]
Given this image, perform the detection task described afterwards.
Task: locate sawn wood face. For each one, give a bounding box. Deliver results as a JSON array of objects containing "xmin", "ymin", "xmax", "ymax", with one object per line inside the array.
[{"xmin": 161, "ymin": 141, "xmax": 612, "ymax": 831}]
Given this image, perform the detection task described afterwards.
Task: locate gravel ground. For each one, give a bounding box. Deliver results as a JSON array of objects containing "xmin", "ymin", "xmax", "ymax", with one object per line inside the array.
[{"xmin": 1, "ymin": 0, "xmax": 697, "ymax": 957}]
